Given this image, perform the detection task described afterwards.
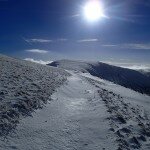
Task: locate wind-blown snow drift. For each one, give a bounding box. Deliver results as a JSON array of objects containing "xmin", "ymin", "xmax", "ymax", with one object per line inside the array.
[
  {"xmin": 0, "ymin": 54, "xmax": 69, "ymax": 137},
  {"xmin": 49, "ymin": 60, "xmax": 150, "ymax": 95}
]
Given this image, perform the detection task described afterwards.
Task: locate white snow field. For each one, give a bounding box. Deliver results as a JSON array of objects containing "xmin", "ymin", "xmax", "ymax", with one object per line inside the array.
[{"xmin": 0, "ymin": 56, "xmax": 150, "ymax": 150}]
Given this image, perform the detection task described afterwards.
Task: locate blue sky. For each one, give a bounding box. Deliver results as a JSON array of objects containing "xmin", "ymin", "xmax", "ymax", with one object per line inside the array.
[{"xmin": 0, "ymin": 0, "xmax": 150, "ymax": 64}]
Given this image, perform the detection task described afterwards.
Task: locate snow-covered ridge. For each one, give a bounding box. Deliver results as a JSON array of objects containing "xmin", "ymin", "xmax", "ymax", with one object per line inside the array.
[
  {"xmin": 49, "ymin": 60, "xmax": 150, "ymax": 96},
  {"xmin": 0, "ymin": 56, "xmax": 150, "ymax": 150},
  {"xmin": 0, "ymin": 54, "xmax": 69, "ymax": 137}
]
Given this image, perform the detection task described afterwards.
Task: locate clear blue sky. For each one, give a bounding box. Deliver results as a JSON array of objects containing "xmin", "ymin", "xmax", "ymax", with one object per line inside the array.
[{"xmin": 0, "ymin": 0, "xmax": 150, "ymax": 63}]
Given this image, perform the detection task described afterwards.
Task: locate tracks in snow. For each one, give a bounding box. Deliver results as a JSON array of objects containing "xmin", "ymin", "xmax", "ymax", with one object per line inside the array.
[
  {"xmin": 0, "ymin": 73, "xmax": 116, "ymax": 150},
  {"xmin": 84, "ymin": 76, "xmax": 150, "ymax": 150}
]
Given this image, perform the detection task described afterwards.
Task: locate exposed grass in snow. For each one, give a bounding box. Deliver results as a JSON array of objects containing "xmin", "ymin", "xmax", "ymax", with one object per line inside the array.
[{"xmin": 0, "ymin": 54, "xmax": 69, "ymax": 137}]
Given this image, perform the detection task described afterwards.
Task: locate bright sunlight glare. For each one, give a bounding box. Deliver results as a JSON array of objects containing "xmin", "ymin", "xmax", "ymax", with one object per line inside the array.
[{"xmin": 84, "ymin": 0, "xmax": 104, "ymax": 22}]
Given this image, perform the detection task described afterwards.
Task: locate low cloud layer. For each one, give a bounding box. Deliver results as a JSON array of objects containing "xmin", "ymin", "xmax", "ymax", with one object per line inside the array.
[
  {"xmin": 106, "ymin": 61, "xmax": 150, "ymax": 71},
  {"xmin": 124, "ymin": 65, "xmax": 150, "ymax": 71},
  {"xmin": 24, "ymin": 58, "xmax": 52, "ymax": 65}
]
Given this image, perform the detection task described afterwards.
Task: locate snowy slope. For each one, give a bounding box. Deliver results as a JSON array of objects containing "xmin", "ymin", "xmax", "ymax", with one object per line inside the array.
[
  {"xmin": 0, "ymin": 71, "xmax": 117, "ymax": 150},
  {"xmin": 49, "ymin": 60, "xmax": 150, "ymax": 96},
  {"xmin": 1, "ymin": 56, "xmax": 150, "ymax": 150},
  {"xmin": 1, "ymin": 70, "xmax": 150, "ymax": 150},
  {"xmin": 81, "ymin": 72, "xmax": 150, "ymax": 150},
  {"xmin": 0, "ymin": 54, "xmax": 69, "ymax": 137}
]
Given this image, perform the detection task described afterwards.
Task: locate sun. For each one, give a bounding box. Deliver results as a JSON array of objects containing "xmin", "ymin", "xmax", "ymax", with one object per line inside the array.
[{"xmin": 84, "ymin": 0, "xmax": 104, "ymax": 22}]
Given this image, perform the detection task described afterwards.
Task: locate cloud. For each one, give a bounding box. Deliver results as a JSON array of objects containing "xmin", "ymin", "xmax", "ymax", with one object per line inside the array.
[
  {"xmin": 24, "ymin": 58, "xmax": 53, "ymax": 65},
  {"xmin": 77, "ymin": 39, "xmax": 99, "ymax": 43},
  {"xmin": 124, "ymin": 65, "xmax": 150, "ymax": 70},
  {"xmin": 121, "ymin": 43, "xmax": 150, "ymax": 50},
  {"xmin": 104, "ymin": 61, "xmax": 150, "ymax": 71},
  {"xmin": 25, "ymin": 49, "xmax": 48, "ymax": 54},
  {"xmin": 118, "ymin": 64, "xmax": 150, "ymax": 71},
  {"xmin": 102, "ymin": 43, "xmax": 150, "ymax": 50},
  {"xmin": 24, "ymin": 38, "xmax": 68, "ymax": 44},
  {"xmin": 25, "ymin": 38, "xmax": 53, "ymax": 43}
]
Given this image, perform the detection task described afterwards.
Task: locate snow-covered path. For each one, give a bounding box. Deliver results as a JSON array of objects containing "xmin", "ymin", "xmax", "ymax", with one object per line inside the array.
[{"xmin": 0, "ymin": 72, "xmax": 116, "ymax": 150}]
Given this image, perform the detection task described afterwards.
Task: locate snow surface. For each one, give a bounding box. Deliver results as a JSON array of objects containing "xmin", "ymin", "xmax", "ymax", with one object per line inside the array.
[
  {"xmin": 0, "ymin": 71, "xmax": 117, "ymax": 150},
  {"xmin": 0, "ymin": 56, "xmax": 150, "ymax": 150},
  {"xmin": 81, "ymin": 72, "xmax": 150, "ymax": 149}
]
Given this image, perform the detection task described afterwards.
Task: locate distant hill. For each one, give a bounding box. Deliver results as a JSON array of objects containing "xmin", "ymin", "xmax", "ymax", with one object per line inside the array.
[{"xmin": 49, "ymin": 60, "xmax": 150, "ymax": 96}]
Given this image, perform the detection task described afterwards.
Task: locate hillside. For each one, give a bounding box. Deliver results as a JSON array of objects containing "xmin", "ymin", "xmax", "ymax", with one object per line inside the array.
[{"xmin": 0, "ymin": 54, "xmax": 69, "ymax": 137}]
